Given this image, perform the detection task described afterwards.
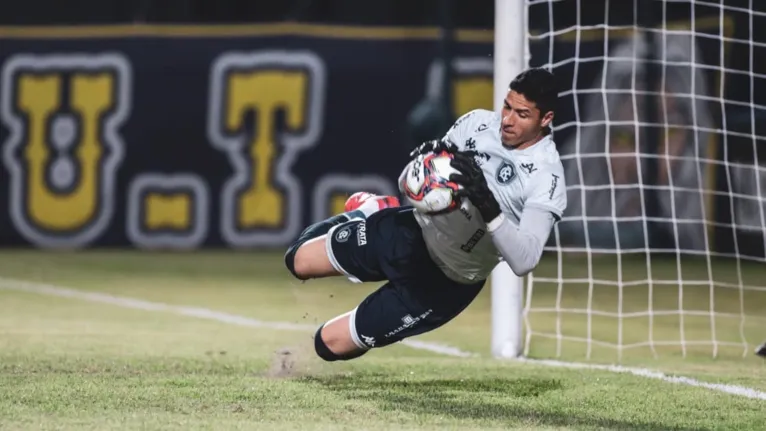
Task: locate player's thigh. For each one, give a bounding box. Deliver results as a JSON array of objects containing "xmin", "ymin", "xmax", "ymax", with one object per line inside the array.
[
  {"xmin": 293, "ymin": 215, "xmax": 387, "ymax": 282},
  {"xmin": 292, "ymin": 234, "xmax": 339, "ymax": 279},
  {"xmin": 350, "ymin": 276, "xmax": 486, "ymax": 350},
  {"xmin": 325, "ymin": 215, "xmax": 390, "ymax": 283},
  {"xmin": 327, "ymin": 207, "xmax": 434, "ymax": 284}
]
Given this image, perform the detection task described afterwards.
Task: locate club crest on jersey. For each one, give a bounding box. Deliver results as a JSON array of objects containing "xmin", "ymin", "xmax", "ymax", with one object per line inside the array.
[
  {"xmin": 495, "ymin": 162, "xmax": 516, "ymax": 185},
  {"xmin": 335, "ymin": 226, "xmax": 351, "ymax": 243}
]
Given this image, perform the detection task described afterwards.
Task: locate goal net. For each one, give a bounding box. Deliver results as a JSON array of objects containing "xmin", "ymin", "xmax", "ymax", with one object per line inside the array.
[{"xmin": 522, "ymin": 0, "xmax": 766, "ymax": 362}]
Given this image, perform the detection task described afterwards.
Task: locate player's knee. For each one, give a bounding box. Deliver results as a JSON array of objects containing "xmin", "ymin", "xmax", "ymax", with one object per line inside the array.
[
  {"xmin": 286, "ymin": 237, "xmax": 323, "ymax": 280},
  {"xmin": 284, "ymin": 240, "xmax": 308, "ymax": 280},
  {"xmin": 286, "ymin": 233, "xmax": 341, "ymax": 280},
  {"xmin": 313, "ymin": 326, "xmax": 339, "ymax": 361},
  {"xmin": 313, "ymin": 325, "xmax": 367, "ymax": 362}
]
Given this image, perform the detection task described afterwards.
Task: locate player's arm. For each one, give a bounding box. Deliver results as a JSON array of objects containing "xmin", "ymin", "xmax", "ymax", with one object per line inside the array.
[
  {"xmin": 409, "ymin": 110, "xmax": 482, "ymax": 157},
  {"xmin": 450, "ymin": 153, "xmax": 566, "ymax": 276},
  {"xmin": 403, "ymin": 110, "xmax": 483, "ymax": 195},
  {"xmin": 485, "ymin": 207, "xmax": 555, "ymax": 276}
]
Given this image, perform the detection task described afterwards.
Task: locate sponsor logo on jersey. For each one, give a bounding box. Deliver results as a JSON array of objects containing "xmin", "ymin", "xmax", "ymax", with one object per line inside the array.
[
  {"xmin": 384, "ymin": 310, "xmax": 432, "ymax": 339},
  {"xmin": 360, "ymin": 334, "xmax": 376, "ymax": 347},
  {"xmin": 465, "ymin": 137, "xmax": 477, "ymax": 150},
  {"xmin": 459, "ymin": 206, "xmax": 472, "ymax": 221},
  {"xmin": 356, "ymin": 221, "xmax": 367, "ymax": 246},
  {"xmin": 460, "ymin": 228, "xmax": 486, "ymax": 253},
  {"xmin": 548, "ymin": 173, "xmax": 560, "ymax": 200},
  {"xmin": 520, "ymin": 162, "xmax": 537, "ymax": 174}
]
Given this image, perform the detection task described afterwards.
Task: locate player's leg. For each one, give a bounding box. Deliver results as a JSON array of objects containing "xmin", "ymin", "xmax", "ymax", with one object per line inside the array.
[
  {"xmin": 284, "ymin": 212, "xmax": 361, "ymax": 280},
  {"xmin": 284, "ymin": 193, "xmax": 399, "ymax": 281},
  {"xmin": 311, "ymin": 205, "xmax": 485, "ymax": 361},
  {"xmin": 314, "ymin": 276, "xmax": 484, "ymax": 361},
  {"xmin": 310, "ymin": 204, "xmax": 410, "ymax": 361},
  {"xmin": 313, "ymin": 309, "xmax": 368, "ymax": 361}
]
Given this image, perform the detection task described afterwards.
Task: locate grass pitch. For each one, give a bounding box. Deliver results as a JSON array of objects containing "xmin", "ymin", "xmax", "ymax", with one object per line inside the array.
[{"xmin": 0, "ymin": 250, "xmax": 764, "ymax": 430}]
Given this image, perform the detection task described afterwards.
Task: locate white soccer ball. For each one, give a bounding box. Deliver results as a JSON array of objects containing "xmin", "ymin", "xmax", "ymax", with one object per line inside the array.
[{"xmin": 400, "ymin": 151, "xmax": 463, "ymax": 215}]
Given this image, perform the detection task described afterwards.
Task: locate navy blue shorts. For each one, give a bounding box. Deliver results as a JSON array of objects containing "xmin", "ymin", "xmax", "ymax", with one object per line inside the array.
[{"xmin": 326, "ymin": 207, "xmax": 485, "ymax": 350}]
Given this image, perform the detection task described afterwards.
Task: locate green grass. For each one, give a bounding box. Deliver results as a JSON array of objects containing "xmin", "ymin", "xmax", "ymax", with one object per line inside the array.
[{"xmin": 0, "ymin": 250, "xmax": 764, "ymax": 430}]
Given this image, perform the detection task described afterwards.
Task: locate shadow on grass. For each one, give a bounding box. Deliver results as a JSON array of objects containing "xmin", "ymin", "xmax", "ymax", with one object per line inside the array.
[{"xmin": 299, "ymin": 373, "xmax": 707, "ymax": 431}]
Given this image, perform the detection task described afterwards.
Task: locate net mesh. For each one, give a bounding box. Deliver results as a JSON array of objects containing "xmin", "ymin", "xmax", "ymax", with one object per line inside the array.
[{"xmin": 524, "ymin": 0, "xmax": 766, "ymax": 361}]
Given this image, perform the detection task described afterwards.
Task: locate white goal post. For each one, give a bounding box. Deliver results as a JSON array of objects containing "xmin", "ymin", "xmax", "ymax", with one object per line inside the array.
[
  {"xmin": 492, "ymin": 0, "xmax": 766, "ymax": 361},
  {"xmin": 490, "ymin": 0, "xmax": 529, "ymax": 359}
]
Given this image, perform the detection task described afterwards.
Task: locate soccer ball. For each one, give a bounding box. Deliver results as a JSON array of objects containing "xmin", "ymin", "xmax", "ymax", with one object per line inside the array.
[{"xmin": 400, "ymin": 151, "xmax": 462, "ymax": 215}]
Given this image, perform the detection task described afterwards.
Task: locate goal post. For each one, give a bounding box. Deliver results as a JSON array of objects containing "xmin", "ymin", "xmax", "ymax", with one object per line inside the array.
[{"xmin": 490, "ymin": 0, "xmax": 529, "ymax": 359}]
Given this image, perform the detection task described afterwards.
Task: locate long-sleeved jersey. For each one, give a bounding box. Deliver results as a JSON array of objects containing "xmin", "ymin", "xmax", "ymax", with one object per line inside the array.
[{"xmin": 404, "ymin": 109, "xmax": 568, "ymax": 284}]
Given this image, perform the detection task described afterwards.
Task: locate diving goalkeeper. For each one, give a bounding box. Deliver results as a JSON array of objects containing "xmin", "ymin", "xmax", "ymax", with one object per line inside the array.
[{"xmin": 284, "ymin": 68, "xmax": 567, "ymax": 361}]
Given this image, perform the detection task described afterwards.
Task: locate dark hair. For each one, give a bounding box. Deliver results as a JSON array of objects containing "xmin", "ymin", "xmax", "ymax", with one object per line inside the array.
[{"xmin": 509, "ymin": 67, "xmax": 557, "ymax": 116}]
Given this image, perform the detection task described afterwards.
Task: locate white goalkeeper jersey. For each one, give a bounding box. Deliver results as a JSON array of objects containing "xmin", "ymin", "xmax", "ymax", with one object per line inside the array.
[{"xmin": 411, "ymin": 109, "xmax": 567, "ymax": 284}]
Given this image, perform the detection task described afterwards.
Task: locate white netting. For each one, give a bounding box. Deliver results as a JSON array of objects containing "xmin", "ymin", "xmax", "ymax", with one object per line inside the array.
[{"xmin": 523, "ymin": 0, "xmax": 766, "ymax": 361}]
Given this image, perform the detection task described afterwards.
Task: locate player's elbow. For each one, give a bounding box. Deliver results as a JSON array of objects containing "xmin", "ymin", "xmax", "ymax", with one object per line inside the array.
[
  {"xmin": 509, "ymin": 259, "xmax": 536, "ymax": 277},
  {"xmin": 506, "ymin": 249, "xmax": 543, "ymax": 277}
]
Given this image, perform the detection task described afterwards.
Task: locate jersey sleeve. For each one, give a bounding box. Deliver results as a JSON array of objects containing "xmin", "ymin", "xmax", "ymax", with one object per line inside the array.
[
  {"xmin": 488, "ymin": 207, "xmax": 556, "ymax": 276},
  {"xmin": 399, "ymin": 109, "xmax": 486, "ymax": 195},
  {"xmin": 524, "ymin": 163, "xmax": 567, "ymax": 221},
  {"xmin": 441, "ymin": 109, "xmax": 488, "ymax": 151}
]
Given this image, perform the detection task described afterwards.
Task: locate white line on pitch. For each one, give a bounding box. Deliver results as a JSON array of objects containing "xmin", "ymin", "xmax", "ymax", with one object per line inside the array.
[
  {"xmin": 2, "ymin": 277, "xmax": 764, "ymax": 401},
  {"xmin": 518, "ymin": 358, "xmax": 766, "ymax": 401},
  {"xmin": 0, "ymin": 277, "xmax": 476, "ymax": 358}
]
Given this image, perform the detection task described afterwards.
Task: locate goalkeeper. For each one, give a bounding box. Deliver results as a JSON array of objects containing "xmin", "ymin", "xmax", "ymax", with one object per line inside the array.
[{"xmin": 284, "ymin": 68, "xmax": 567, "ymax": 361}]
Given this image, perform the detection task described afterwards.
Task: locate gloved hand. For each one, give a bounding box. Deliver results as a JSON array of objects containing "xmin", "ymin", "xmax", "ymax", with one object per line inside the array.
[
  {"xmin": 449, "ymin": 151, "xmax": 502, "ymax": 223},
  {"xmin": 409, "ymin": 138, "xmax": 458, "ymax": 158}
]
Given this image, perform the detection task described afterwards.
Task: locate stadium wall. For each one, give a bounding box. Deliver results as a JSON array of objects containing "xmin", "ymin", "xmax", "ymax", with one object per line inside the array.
[
  {"xmin": 0, "ymin": 25, "xmax": 495, "ymax": 249},
  {"xmin": 0, "ymin": 19, "xmax": 762, "ymax": 258}
]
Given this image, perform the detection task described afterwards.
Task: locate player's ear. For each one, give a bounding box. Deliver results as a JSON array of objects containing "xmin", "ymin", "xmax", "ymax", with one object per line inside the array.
[{"xmin": 540, "ymin": 110, "xmax": 554, "ymax": 129}]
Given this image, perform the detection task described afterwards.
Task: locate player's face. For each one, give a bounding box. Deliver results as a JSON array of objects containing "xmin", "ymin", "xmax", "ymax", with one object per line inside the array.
[{"xmin": 500, "ymin": 90, "xmax": 554, "ymax": 148}]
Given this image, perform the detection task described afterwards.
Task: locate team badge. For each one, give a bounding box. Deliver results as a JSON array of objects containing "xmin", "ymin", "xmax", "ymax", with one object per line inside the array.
[
  {"xmin": 335, "ymin": 226, "xmax": 351, "ymax": 242},
  {"xmin": 496, "ymin": 162, "xmax": 516, "ymax": 185}
]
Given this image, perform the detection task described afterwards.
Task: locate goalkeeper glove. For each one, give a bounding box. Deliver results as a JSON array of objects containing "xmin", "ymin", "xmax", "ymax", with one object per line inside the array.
[
  {"xmin": 409, "ymin": 138, "xmax": 458, "ymax": 158},
  {"xmin": 449, "ymin": 151, "xmax": 502, "ymax": 223}
]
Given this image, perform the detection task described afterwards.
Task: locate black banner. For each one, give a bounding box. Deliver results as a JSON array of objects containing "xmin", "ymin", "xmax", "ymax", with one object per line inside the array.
[
  {"xmin": 0, "ymin": 25, "xmax": 495, "ymax": 249},
  {"xmin": 0, "ymin": 20, "xmax": 762, "ymax": 260}
]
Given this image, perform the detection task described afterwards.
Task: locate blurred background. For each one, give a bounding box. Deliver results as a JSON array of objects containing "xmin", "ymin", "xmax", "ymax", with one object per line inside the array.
[
  {"xmin": 0, "ymin": 0, "xmax": 764, "ymax": 370},
  {"xmin": 0, "ymin": 0, "xmax": 764, "ymax": 261}
]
